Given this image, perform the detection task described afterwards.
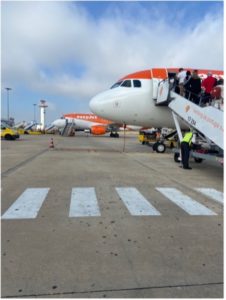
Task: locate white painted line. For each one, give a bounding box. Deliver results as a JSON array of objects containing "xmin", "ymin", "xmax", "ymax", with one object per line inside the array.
[
  {"xmin": 69, "ymin": 188, "xmax": 101, "ymax": 217},
  {"xmin": 195, "ymin": 188, "xmax": 224, "ymax": 205},
  {"xmin": 156, "ymin": 187, "xmax": 217, "ymax": 216},
  {"xmin": 116, "ymin": 187, "xmax": 161, "ymax": 216},
  {"xmin": 2, "ymin": 188, "xmax": 50, "ymax": 219}
]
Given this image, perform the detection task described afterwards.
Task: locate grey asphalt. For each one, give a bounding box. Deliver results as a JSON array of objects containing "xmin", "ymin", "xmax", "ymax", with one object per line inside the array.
[{"xmin": 1, "ymin": 133, "xmax": 223, "ymax": 298}]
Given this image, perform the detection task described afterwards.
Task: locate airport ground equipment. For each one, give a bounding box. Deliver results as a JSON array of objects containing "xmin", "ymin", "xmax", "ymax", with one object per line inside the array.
[
  {"xmin": 16, "ymin": 128, "xmax": 42, "ymax": 135},
  {"xmin": 27, "ymin": 130, "xmax": 42, "ymax": 135},
  {"xmin": 1, "ymin": 122, "xmax": 20, "ymax": 140},
  {"xmin": 138, "ymin": 128, "xmax": 178, "ymax": 153},
  {"xmin": 49, "ymin": 138, "xmax": 55, "ymax": 148},
  {"xmin": 24, "ymin": 121, "xmax": 36, "ymax": 131},
  {"xmin": 14, "ymin": 121, "xmax": 27, "ymax": 129},
  {"xmin": 45, "ymin": 124, "xmax": 56, "ymax": 134},
  {"xmin": 61, "ymin": 119, "xmax": 76, "ymax": 136},
  {"xmin": 154, "ymin": 75, "xmax": 224, "ymax": 164}
]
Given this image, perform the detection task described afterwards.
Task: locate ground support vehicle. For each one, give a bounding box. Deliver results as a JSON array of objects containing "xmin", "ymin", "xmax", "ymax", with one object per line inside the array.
[
  {"xmin": 173, "ymin": 145, "xmax": 223, "ymax": 165},
  {"xmin": 138, "ymin": 129, "xmax": 178, "ymax": 153},
  {"xmin": 167, "ymin": 92, "xmax": 223, "ymax": 166},
  {"xmin": 153, "ymin": 77, "xmax": 224, "ymax": 165},
  {"xmin": 1, "ymin": 124, "xmax": 20, "ymax": 140},
  {"xmin": 17, "ymin": 128, "xmax": 43, "ymax": 135}
]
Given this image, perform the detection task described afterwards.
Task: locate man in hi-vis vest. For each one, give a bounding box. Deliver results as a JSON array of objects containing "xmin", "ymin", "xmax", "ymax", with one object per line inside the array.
[{"xmin": 180, "ymin": 130, "xmax": 193, "ymax": 169}]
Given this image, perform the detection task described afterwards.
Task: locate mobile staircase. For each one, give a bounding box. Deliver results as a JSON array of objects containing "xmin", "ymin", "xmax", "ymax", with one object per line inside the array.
[
  {"xmin": 154, "ymin": 77, "xmax": 224, "ymax": 164},
  {"xmin": 24, "ymin": 121, "xmax": 36, "ymax": 131},
  {"xmin": 61, "ymin": 119, "xmax": 76, "ymax": 136}
]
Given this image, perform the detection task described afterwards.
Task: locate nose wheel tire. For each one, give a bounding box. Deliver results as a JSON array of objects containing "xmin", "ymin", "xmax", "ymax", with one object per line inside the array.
[{"xmin": 153, "ymin": 142, "xmax": 166, "ymax": 153}]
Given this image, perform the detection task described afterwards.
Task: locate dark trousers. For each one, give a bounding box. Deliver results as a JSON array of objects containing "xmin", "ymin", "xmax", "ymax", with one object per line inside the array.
[
  {"xmin": 190, "ymin": 94, "xmax": 200, "ymax": 105},
  {"xmin": 201, "ymin": 92, "xmax": 211, "ymax": 105},
  {"xmin": 181, "ymin": 142, "xmax": 190, "ymax": 168}
]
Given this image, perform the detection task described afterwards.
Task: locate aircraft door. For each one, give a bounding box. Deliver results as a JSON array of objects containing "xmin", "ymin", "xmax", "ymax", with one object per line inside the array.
[
  {"xmin": 156, "ymin": 79, "xmax": 170, "ymax": 105},
  {"xmin": 151, "ymin": 68, "xmax": 168, "ymax": 103}
]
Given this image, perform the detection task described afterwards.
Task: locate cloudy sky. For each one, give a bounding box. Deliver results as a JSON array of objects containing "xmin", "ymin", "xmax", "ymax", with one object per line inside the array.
[{"xmin": 1, "ymin": 1, "xmax": 224, "ymax": 124}]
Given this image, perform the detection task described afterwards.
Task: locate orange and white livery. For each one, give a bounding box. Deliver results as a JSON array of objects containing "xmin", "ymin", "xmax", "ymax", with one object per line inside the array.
[
  {"xmin": 52, "ymin": 113, "xmax": 119, "ymax": 135},
  {"xmin": 89, "ymin": 67, "xmax": 223, "ymax": 128}
]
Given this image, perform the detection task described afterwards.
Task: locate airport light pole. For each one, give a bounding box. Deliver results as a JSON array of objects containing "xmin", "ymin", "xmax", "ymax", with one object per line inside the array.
[
  {"xmin": 5, "ymin": 87, "xmax": 12, "ymax": 121},
  {"xmin": 33, "ymin": 103, "xmax": 37, "ymax": 123}
]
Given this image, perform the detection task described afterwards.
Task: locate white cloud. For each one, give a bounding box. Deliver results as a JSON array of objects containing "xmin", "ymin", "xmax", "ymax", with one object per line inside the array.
[{"xmin": 2, "ymin": 1, "xmax": 224, "ymax": 107}]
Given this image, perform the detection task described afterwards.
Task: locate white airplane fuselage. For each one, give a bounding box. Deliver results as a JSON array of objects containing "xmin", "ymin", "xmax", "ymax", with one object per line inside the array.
[
  {"xmin": 89, "ymin": 68, "xmax": 223, "ymax": 129},
  {"xmin": 52, "ymin": 118, "xmax": 102, "ymax": 130},
  {"xmin": 90, "ymin": 78, "xmax": 173, "ymax": 128}
]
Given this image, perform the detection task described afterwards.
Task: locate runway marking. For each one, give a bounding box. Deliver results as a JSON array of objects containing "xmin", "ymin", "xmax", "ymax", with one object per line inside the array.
[
  {"xmin": 69, "ymin": 187, "xmax": 101, "ymax": 217},
  {"xmin": 1, "ymin": 188, "xmax": 50, "ymax": 219},
  {"xmin": 156, "ymin": 187, "xmax": 217, "ymax": 216},
  {"xmin": 194, "ymin": 188, "xmax": 224, "ymax": 204},
  {"xmin": 116, "ymin": 187, "xmax": 161, "ymax": 216}
]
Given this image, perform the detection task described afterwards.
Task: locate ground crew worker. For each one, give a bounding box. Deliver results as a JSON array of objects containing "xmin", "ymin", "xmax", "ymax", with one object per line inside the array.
[{"xmin": 180, "ymin": 130, "xmax": 193, "ymax": 169}]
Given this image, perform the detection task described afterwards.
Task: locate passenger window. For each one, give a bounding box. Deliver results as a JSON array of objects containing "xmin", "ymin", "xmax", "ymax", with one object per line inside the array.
[
  {"xmin": 121, "ymin": 80, "xmax": 131, "ymax": 87},
  {"xmin": 133, "ymin": 80, "xmax": 141, "ymax": 87}
]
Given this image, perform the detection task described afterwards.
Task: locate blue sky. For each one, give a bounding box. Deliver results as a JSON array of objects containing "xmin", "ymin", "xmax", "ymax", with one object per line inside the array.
[{"xmin": 1, "ymin": 1, "xmax": 224, "ymax": 125}]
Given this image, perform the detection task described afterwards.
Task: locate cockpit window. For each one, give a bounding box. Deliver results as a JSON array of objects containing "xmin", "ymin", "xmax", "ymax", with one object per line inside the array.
[
  {"xmin": 121, "ymin": 80, "xmax": 131, "ymax": 87},
  {"xmin": 110, "ymin": 81, "xmax": 123, "ymax": 89},
  {"xmin": 110, "ymin": 79, "xmax": 138, "ymax": 89},
  {"xmin": 133, "ymin": 80, "xmax": 141, "ymax": 87}
]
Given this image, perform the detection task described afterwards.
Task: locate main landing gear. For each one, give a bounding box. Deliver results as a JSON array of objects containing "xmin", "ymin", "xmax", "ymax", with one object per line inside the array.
[{"xmin": 110, "ymin": 132, "xmax": 119, "ymax": 138}]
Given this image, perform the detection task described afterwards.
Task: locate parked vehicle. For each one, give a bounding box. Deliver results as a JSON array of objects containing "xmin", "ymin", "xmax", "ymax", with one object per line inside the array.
[{"xmin": 1, "ymin": 122, "xmax": 20, "ymax": 140}]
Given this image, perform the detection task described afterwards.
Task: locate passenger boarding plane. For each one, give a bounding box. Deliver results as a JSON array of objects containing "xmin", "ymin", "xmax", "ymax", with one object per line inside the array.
[
  {"xmin": 52, "ymin": 113, "xmax": 141, "ymax": 136},
  {"xmin": 89, "ymin": 68, "xmax": 223, "ymax": 129}
]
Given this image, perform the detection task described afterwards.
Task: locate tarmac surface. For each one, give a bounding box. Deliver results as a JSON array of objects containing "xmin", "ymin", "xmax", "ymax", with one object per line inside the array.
[{"xmin": 1, "ymin": 133, "xmax": 224, "ymax": 298}]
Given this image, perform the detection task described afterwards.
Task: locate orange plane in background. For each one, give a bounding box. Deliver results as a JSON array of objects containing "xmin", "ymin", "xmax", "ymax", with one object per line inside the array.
[{"xmin": 51, "ymin": 113, "xmax": 137, "ymax": 137}]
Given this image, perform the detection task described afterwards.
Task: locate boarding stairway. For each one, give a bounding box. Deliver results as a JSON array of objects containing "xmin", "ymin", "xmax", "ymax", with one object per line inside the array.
[
  {"xmin": 45, "ymin": 124, "xmax": 55, "ymax": 133},
  {"xmin": 14, "ymin": 121, "xmax": 27, "ymax": 129},
  {"xmin": 154, "ymin": 78, "xmax": 224, "ymax": 151},
  {"xmin": 24, "ymin": 121, "xmax": 37, "ymax": 131},
  {"xmin": 61, "ymin": 120, "xmax": 76, "ymax": 136}
]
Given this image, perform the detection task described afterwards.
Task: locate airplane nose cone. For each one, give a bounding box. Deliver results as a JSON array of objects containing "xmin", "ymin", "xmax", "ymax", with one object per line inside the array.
[
  {"xmin": 90, "ymin": 89, "xmax": 112, "ymax": 115},
  {"xmin": 89, "ymin": 95, "xmax": 101, "ymax": 115}
]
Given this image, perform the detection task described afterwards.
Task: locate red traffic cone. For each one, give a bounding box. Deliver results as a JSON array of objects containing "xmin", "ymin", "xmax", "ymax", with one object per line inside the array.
[{"xmin": 49, "ymin": 138, "xmax": 54, "ymax": 148}]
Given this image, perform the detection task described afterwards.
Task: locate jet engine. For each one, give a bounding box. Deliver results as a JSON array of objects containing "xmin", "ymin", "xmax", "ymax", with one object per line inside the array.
[{"xmin": 90, "ymin": 125, "xmax": 107, "ymax": 135}]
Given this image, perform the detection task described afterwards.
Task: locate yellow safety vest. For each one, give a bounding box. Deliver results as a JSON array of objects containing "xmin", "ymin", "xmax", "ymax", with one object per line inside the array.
[{"xmin": 182, "ymin": 132, "xmax": 193, "ymax": 145}]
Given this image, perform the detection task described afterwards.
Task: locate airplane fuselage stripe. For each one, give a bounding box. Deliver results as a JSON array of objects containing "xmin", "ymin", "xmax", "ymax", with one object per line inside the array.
[
  {"xmin": 156, "ymin": 187, "xmax": 217, "ymax": 215},
  {"xmin": 69, "ymin": 187, "xmax": 101, "ymax": 217},
  {"xmin": 116, "ymin": 187, "xmax": 161, "ymax": 216},
  {"xmin": 1, "ymin": 188, "xmax": 50, "ymax": 219},
  {"xmin": 194, "ymin": 188, "xmax": 224, "ymax": 204}
]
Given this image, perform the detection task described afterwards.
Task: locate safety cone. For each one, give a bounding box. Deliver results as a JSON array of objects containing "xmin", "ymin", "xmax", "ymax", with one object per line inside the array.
[{"xmin": 49, "ymin": 138, "xmax": 54, "ymax": 149}]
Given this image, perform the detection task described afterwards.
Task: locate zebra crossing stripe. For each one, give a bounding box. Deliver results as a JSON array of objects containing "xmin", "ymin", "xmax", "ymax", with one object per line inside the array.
[
  {"xmin": 2, "ymin": 188, "xmax": 50, "ymax": 219},
  {"xmin": 69, "ymin": 187, "xmax": 101, "ymax": 217},
  {"xmin": 194, "ymin": 188, "xmax": 224, "ymax": 204},
  {"xmin": 156, "ymin": 187, "xmax": 217, "ymax": 216},
  {"xmin": 116, "ymin": 187, "xmax": 161, "ymax": 216}
]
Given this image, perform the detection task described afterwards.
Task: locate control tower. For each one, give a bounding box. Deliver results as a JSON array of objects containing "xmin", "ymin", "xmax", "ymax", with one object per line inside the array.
[{"xmin": 39, "ymin": 100, "xmax": 48, "ymax": 130}]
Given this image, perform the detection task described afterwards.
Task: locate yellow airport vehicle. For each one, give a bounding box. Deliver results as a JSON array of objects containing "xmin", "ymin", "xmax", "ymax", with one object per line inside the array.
[
  {"xmin": 17, "ymin": 128, "xmax": 42, "ymax": 135},
  {"xmin": 138, "ymin": 129, "xmax": 178, "ymax": 153},
  {"xmin": 1, "ymin": 124, "xmax": 20, "ymax": 140},
  {"xmin": 27, "ymin": 130, "xmax": 42, "ymax": 135},
  {"xmin": 138, "ymin": 130, "xmax": 160, "ymax": 145},
  {"xmin": 17, "ymin": 128, "xmax": 29, "ymax": 135}
]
